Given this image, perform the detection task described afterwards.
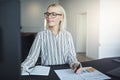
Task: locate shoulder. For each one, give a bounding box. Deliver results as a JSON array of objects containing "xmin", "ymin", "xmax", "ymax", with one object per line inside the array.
[
  {"xmin": 33, "ymin": 30, "xmax": 47, "ymax": 40},
  {"xmin": 36, "ymin": 30, "xmax": 48, "ymax": 36},
  {"xmin": 62, "ymin": 30, "xmax": 72, "ymax": 37}
]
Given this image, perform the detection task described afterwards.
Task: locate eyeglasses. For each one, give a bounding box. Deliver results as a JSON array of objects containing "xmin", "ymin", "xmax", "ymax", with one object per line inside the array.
[{"xmin": 44, "ymin": 12, "xmax": 62, "ymax": 18}]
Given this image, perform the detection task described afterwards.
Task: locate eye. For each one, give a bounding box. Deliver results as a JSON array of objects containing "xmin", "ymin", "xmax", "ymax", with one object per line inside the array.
[
  {"xmin": 46, "ymin": 12, "xmax": 50, "ymax": 16},
  {"xmin": 44, "ymin": 12, "xmax": 49, "ymax": 16},
  {"xmin": 51, "ymin": 12, "xmax": 57, "ymax": 16}
]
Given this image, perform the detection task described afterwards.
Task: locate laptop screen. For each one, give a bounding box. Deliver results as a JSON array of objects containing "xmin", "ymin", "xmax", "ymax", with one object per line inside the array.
[{"xmin": 0, "ymin": 0, "xmax": 21, "ymax": 80}]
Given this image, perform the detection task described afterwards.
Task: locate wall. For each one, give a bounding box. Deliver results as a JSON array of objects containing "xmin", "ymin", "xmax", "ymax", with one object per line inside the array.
[
  {"xmin": 99, "ymin": 0, "xmax": 120, "ymax": 58},
  {"xmin": 20, "ymin": 0, "xmax": 59, "ymax": 32},
  {"xmin": 60, "ymin": 0, "xmax": 100, "ymax": 59}
]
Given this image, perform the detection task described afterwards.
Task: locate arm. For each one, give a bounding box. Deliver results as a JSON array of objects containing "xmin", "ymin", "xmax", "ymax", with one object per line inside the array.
[
  {"xmin": 21, "ymin": 33, "xmax": 41, "ymax": 72},
  {"xmin": 67, "ymin": 33, "xmax": 83, "ymax": 74},
  {"xmin": 67, "ymin": 33, "xmax": 81, "ymax": 68}
]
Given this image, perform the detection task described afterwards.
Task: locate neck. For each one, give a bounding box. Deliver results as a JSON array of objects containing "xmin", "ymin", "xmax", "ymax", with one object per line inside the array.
[{"xmin": 49, "ymin": 26, "xmax": 60, "ymax": 36}]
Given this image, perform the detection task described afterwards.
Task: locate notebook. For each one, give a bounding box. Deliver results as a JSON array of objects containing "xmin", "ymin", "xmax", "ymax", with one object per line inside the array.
[
  {"xmin": 21, "ymin": 66, "xmax": 50, "ymax": 76},
  {"xmin": 107, "ymin": 67, "xmax": 120, "ymax": 78},
  {"xmin": 55, "ymin": 67, "xmax": 111, "ymax": 80}
]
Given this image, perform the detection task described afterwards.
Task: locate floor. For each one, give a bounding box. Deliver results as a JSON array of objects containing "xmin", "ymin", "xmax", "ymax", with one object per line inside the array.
[{"xmin": 76, "ymin": 52, "xmax": 94, "ymax": 62}]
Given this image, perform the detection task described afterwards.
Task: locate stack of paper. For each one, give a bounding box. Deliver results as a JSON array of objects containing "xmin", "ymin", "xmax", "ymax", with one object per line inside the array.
[
  {"xmin": 21, "ymin": 66, "xmax": 50, "ymax": 76},
  {"xmin": 54, "ymin": 67, "xmax": 111, "ymax": 80}
]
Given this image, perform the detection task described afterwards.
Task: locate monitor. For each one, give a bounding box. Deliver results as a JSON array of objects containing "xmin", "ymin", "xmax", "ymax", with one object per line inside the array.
[{"xmin": 0, "ymin": 0, "xmax": 21, "ymax": 80}]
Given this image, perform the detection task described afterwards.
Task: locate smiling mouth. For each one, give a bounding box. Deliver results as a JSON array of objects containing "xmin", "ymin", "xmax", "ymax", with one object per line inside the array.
[{"xmin": 47, "ymin": 20, "xmax": 54, "ymax": 23}]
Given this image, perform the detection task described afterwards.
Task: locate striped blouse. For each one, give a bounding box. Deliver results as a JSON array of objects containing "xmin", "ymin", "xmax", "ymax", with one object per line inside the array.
[{"xmin": 21, "ymin": 29, "xmax": 80, "ymax": 71}]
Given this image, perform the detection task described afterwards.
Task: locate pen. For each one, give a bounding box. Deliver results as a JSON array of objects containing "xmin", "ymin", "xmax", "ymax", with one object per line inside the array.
[
  {"xmin": 74, "ymin": 64, "xmax": 80, "ymax": 73},
  {"xmin": 29, "ymin": 66, "xmax": 35, "ymax": 69},
  {"xmin": 25, "ymin": 71, "xmax": 30, "ymax": 75}
]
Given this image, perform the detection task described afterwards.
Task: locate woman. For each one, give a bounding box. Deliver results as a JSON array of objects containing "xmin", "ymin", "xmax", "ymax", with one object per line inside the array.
[{"xmin": 21, "ymin": 3, "xmax": 82, "ymax": 74}]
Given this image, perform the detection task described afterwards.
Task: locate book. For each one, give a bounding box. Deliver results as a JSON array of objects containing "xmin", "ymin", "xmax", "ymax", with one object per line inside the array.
[
  {"xmin": 54, "ymin": 67, "xmax": 111, "ymax": 80},
  {"xmin": 21, "ymin": 65, "xmax": 50, "ymax": 76}
]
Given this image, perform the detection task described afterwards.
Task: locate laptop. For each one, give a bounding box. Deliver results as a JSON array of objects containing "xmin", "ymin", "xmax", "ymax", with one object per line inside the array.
[
  {"xmin": 107, "ymin": 67, "xmax": 120, "ymax": 78},
  {"xmin": 0, "ymin": 0, "xmax": 21, "ymax": 80}
]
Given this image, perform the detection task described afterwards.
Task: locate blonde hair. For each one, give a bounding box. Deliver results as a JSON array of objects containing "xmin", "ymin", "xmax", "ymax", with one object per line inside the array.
[{"xmin": 44, "ymin": 3, "xmax": 67, "ymax": 31}]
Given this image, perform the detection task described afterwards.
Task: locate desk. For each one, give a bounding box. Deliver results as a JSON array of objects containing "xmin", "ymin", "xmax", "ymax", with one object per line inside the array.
[
  {"xmin": 21, "ymin": 57, "xmax": 120, "ymax": 80},
  {"xmin": 82, "ymin": 57, "xmax": 120, "ymax": 80}
]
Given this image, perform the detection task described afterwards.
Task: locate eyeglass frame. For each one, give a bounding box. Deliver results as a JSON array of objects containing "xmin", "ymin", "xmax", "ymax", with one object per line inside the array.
[{"xmin": 44, "ymin": 12, "xmax": 62, "ymax": 18}]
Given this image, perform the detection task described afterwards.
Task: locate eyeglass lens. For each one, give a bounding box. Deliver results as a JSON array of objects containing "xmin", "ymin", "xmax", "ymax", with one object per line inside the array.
[{"xmin": 44, "ymin": 12, "xmax": 61, "ymax": 18}]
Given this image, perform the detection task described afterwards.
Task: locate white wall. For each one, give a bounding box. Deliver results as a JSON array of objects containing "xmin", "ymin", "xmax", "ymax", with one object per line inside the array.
[
  {"xmin": 75, "ymin": 13, "xmax": 87, "ymax": 52},
  {"xmin": 99, "ymin": 0, "xmax": 120, "ymax": 58},
  {"xmin": 85, "ymin": 0, "xmax": 100, "ymax": 59},
  {"xmin": 20, "ymin": 0, "xmax": 59, "ymax": 32},
  {"xmin": 60, "ymin": 0, "xmax": 100, "ymax": 59}
]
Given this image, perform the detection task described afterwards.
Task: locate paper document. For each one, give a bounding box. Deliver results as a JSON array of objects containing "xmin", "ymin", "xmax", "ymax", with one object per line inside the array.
[
  {"xmin": 54, "ymin": 67, "xmax": 111, "ymax": 80},
  {"xmin": 21, "ymin": 65, "xmax": 50, "ymax": 76}
]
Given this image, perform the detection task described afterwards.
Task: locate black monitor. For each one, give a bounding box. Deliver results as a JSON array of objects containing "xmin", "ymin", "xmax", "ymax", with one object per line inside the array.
[{"xmin": 0, "ymin": 0, "xmax": 21, "ymax": 80}]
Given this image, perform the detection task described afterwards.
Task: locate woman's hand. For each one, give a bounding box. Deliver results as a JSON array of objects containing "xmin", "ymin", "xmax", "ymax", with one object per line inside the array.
[{"xmin": 73, "ymin": 63, "xmax": 83, "ymax": 74}]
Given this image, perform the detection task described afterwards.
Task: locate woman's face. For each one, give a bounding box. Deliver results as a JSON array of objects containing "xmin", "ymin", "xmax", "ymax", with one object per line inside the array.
[{"xmin": 45, "ymin": 7, "xmax": 63, "ymax": 28}]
